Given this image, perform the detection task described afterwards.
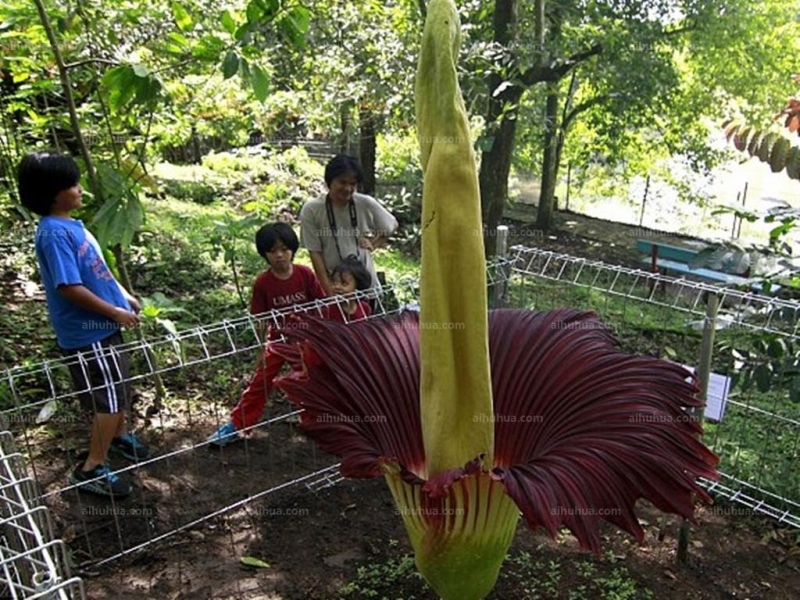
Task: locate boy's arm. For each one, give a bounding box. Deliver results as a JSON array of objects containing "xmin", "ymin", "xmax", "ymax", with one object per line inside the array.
[{"xmin": 59, "ymin": 284, "xmax": 140, "ymax": 328}]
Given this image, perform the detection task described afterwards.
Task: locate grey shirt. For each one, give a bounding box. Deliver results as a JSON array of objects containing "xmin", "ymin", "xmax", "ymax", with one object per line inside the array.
[{"xmin": 299, "ymin": 192, "xmax": 398, "ymax": 289}]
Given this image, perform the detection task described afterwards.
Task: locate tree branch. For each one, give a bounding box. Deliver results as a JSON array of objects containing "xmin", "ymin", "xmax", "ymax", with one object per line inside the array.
[
  {"xmin": 563, "ymin": 95, "xmax": 607, "ymax": 131},
  {"xmin": 520, "ymin": 42, "xmax": 603, "ymax": 87},
  {"xmin": 64, "ymin": 58, "xmax": 118, "ymax": 70}
]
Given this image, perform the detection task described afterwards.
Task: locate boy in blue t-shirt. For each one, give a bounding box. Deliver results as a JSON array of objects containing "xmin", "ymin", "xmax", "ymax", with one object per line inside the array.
[{"xmin": 18, "ymin": 152, "xmax": 150, "ymax": 498}]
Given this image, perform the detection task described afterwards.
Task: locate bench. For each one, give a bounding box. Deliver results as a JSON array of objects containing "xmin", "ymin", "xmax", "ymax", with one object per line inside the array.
[{"xmin": 636, "ymin": 239, "xmax": 778, "ymax": 293}]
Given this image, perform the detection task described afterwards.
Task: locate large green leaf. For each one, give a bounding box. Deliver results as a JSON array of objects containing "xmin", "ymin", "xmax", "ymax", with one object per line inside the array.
[
  {"xmin": 91, "ymin": 164, "xmax": 146, "ymax": 249},
  {"xmin": 278, "ymin": 7, "xmax": 310, "ymax": 48},
  {"xmin": 220, "ymin": 10, "xmax": 237, "ymax": 35},
  {"xmin": 192, "ymin": 35, "xmax": 226, "ymax": 61},
  {"xmin": 222, "ymin": 51, "xmax": 240, "ymax": 80},
  {"xmin": 251, "ymin": 64, "xmax": 269, "ymax": 103},
  {"xmin": 164, "ymin": 32, "xmax": 190, "ymax": 55},
  {"xmin": 102, "ymin": 65, "xmax": 138, "ymax": 112}
]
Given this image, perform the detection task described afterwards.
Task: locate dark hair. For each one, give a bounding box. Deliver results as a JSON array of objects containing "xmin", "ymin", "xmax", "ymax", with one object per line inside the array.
[
  {"xmin": 17, "ymin": 152, "xmax": 81, "ymax": 216},
  {"xmin": 255, "ymin": 222, "xmax": 299, "ymax": 261},
  {"xmin": 324, "ymin": 154, "xmax": 363, "ymax": 187},
  {"xmin": 332, "ymin": 255, "xmax": 371, "ymax": 291}
]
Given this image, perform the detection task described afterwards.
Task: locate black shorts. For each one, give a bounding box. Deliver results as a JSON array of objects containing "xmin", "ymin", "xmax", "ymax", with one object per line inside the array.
[{"xmin": 62, "ymin": 332, "xmax": 130, "ymax": 414}]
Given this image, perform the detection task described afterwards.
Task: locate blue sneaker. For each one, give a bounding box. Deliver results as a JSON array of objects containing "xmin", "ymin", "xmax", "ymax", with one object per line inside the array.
[
  {"xmin": 207, "ymin": 422, "xmax": 239, "ymax": 447},
  {"xmin": 69, "ymin": 463, "xmax": 132, "ymax": 498},
  {"xmin": 110, "ymin": 433, "xmax": 151, "ymax": 461}
]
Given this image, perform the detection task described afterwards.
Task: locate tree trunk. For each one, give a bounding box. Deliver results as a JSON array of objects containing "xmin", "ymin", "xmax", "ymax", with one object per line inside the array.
[
  {"xmin": 479, "ymin": 0, "xmax": 520, "ymax": 257},
  {"xmin": 32, "ymin": 0, "xmax": 100, "ymax": 200},
  {"xmin": 536, "ymin": 84, "xmax": 561, "ymax": 232},
  {"xmin": 339, "ymin": 102, "xmax": 353, "ymax": 155},
  {"xmin": 358, "ymin": 104, "xmax": 376, "ymax": 196},
  {"xmin": 479, "ymin": 114, "xmax": 519, "ymax": 256}
]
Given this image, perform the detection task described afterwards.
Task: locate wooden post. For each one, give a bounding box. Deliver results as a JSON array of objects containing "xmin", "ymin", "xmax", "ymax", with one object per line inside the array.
[
  {"xmin": 565, "ymin": 163, "xmax": 571, "ymax": 211},
  {"xmin": 677, "ymin": 291, "xmax": 719, "ymax": 564},
  {"xmin": 493, "ymin": 225, "xmax": 509, "ymax": 308}
]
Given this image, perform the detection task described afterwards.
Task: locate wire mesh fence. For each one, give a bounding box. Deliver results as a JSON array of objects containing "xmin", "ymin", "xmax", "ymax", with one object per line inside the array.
[
  {"xmin": 0, "ymin": 278, "xmax": 427, "ymax": 593},
  {"xmin": 1, "ymin": 245, "xmax": 798, "ymax": 596},
  {"xmin": 507, "ymin": 245, "xmax": 800, "ymax": 528}
]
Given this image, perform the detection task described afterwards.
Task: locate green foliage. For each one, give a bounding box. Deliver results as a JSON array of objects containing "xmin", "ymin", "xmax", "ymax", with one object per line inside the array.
[
  {"xmin": 376, "ymin": 131, "xmax": 421, "ymax": 189},
  {"xmin": 378, "ymin": 187, "xmax": 421, "ymax": 259},
  {"xmin": 339, "ymin": 553, "xmax": 423, "ymax": 598},
  {"xmin": 208, "ymin": 213, "xmax": 263, "ymax": 308},
  {"xmin": 90, "ymin": 162, "xmax": 147, "ymax": 248},
  {"xmin": 502, "ymin": 551, "xmax": 653, "ymax": 600},
  {"xmin": 161, "ymin": 179, "xmax": 219, "ymax": 205}
]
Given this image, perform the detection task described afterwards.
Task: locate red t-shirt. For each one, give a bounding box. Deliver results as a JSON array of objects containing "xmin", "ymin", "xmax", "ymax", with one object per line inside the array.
[
  {"xmin": 250, "ymin": 264, "xmax": 325, "ymax": 315},
  {"xmin": 322, "ymin": 300, "xmax": 372, "ymax": 323}
]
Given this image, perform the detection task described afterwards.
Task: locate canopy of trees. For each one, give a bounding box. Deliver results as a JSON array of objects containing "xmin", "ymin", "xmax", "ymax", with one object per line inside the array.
[{"xmin": 1, "ymin": 0, "xmax": 798, "ymax": 254}]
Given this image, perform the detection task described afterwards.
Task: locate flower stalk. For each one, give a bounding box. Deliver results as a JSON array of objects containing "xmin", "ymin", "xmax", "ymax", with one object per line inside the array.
[{"xmin": 417, "ymin": 0, "xmax": 493, "ymax": 479}]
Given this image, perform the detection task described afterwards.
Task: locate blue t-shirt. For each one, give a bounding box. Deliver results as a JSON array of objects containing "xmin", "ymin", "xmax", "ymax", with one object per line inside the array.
[{"xmin": 35, "ymin": 217, "xmax": 130, "ymax": 349}]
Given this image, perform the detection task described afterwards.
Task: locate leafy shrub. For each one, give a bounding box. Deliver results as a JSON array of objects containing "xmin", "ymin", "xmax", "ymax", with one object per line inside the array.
[
  {"xmin": 379, "ymin": 186, "xmax": 421, "ymax": 259},
  {"xmin": 377, "ymin": 132, "xmax": 422, "ymax": 190},
  {"xmin": 239, "ymin": 146, "xmax": 325, "ymax": 219},
  {"xmin": 161, "ymin": 178, "xmax": 220, "ymax": 205}
]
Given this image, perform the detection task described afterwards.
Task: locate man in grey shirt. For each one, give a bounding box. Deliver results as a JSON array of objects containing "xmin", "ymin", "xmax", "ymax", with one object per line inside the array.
[{"xmin": 300, "ymin": 155, "xmax": 398, "ymax": 295}]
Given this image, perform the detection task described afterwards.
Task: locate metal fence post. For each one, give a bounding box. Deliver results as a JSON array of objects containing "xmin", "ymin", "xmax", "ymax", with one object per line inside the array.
[{"xmin": 494, "ymin": 225, "xmax": 509, "ymax": 308}]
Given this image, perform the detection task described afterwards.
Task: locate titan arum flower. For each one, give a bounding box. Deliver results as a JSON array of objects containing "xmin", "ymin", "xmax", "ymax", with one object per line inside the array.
[{"xmin": 274, "ymin": 1, "xmax": 719, "ymax": 599}]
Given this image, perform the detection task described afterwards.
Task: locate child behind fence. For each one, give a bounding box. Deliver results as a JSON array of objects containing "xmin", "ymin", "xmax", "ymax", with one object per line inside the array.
[{"xmin": 207, "ymin": 222, "xmax": 326, "ymax": 447}]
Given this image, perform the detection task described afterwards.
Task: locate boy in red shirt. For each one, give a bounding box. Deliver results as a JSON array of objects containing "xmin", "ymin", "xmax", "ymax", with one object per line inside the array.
[{"xmin": 207, "ymin": 223, "xmax": 325, "ymax": 446}]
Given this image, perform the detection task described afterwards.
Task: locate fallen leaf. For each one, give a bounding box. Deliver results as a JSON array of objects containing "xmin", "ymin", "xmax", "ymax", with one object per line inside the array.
[{"xmin": 240, "ymin": 556, "xmax": 270, "ymax": 569}]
